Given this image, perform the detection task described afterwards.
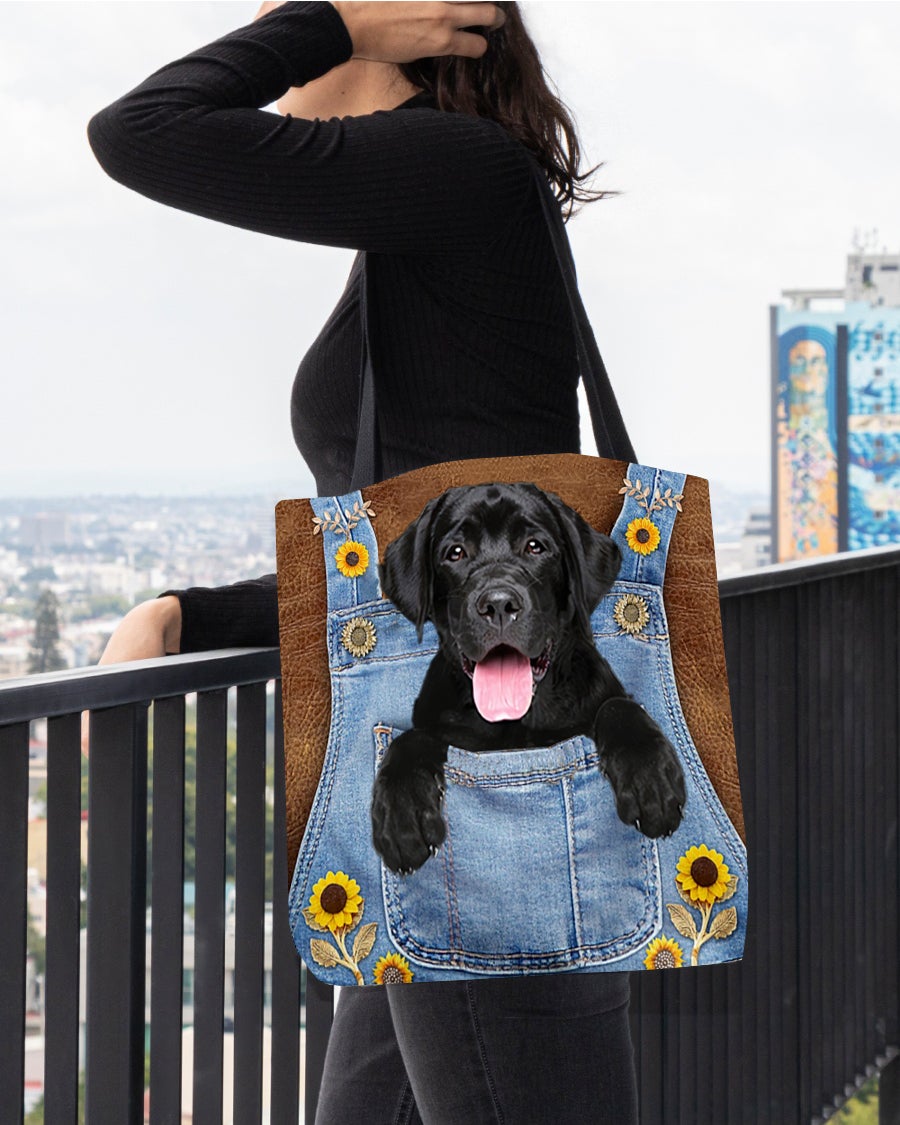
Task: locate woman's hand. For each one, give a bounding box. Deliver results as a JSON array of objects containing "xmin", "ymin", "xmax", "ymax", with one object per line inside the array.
[
  {"xmin": 97, "ymin": 595, "xmax": 183, "ymax": 665},
  {"xmin": 333, "ymin": 2, "xmax": 506, "ymax": 61},
  {"xmin": 256, "ymin": 2, "xmax": 506, "ymax": 61},
  {"xmin": 80, "ymin": 596, "xmax": 182, "ymax": 755}
]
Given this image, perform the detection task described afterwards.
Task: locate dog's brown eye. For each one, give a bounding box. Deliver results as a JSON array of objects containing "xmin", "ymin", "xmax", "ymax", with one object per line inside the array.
[
  {"xmin": 445, "ymin": 544, "xmax": 467, "ymax": 562},
  {"xmin": 525, "ymin": 538, "xmax": 544, "ymax": 555}
]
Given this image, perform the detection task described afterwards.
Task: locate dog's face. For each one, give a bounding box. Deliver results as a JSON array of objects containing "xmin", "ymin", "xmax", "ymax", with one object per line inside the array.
[{"xmin": 381, "ymin": 483, "xmax": 621, "ymax": 722}]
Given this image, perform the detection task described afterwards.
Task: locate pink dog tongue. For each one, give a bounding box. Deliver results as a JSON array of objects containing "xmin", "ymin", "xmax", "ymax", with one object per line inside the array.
[{"xmin": 472, "ymin": 646, "xmax": 533, "ymax": 721}]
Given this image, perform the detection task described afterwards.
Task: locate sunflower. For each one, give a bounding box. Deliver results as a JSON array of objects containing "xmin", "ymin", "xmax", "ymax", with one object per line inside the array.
[
  {"xmin": 643, "ymin": 935, "xmax": 684, "ymax": 970},
  {"xmin": 625, "ymin": 517, "xmax": 661, "ymax": 555},
  {"xmin": 675, "ymin": 844, "xmax": 731, "ymax": 906},
  {"xmin": 335, "ymin": 539, "xmax": 370, "ymax": 578},
  {"xmin": 308, "ymin": 871, "xmax": 363, "ymax": 932},
  {"xmin": 373, "ymin": 952, "xmax": 414, "ymax": 985},
  {"xmin": 613, "ymin": 593, "xmax": 650, "ymax": 635},
  {"xmin": 341, "ymin": 616, "xmax": 377, "ymax": 657}
]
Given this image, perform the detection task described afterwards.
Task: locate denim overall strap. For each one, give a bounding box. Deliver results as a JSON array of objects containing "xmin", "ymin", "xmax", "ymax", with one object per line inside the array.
[
  {"xmin": 609, "ymin": 463, "xmax": 687, "ymax": 586},
  {"xmin": 309, "ymin": 490, "xmax": 382, "ymax": 610}
]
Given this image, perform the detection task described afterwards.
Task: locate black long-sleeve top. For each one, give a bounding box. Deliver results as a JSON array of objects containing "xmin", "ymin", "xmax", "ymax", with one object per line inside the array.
[{"xmin": 88, "ymin": 1, "xmax": 586, "ymax": 651}]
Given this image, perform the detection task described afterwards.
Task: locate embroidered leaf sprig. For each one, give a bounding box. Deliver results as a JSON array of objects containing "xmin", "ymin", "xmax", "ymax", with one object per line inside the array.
[
  {"xmin": 352, "ymin": 922, "xmax": 378, "ymax": 962},
  {"xmin": 618, "ymin": 477, "xmax": 684, "ymax": 514},
  {"xmin": 666, "ymin": 903, "xmax": 698, "ymax": 941},
  {"xmin": 310, "ymin": 940, "xmax": 342, "ymax": 968},
  {"xmin": 311, "ymin": 510, "xmax": 345, "ymax": 536},
  {"xmin": 345, "ymin": 498, "xmax": 376, "ymax": 528},
  {"xmin": 312, "ymin": 498, "xmax": 377, "ymax": 537}
]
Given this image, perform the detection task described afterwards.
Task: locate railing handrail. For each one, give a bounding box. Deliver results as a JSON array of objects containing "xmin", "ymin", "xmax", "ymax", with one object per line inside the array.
[
  {"xmin": 0, "ymin": 647, "xmax": 281, "ymax": 725},
  {"xmin": 717, "ymin": 542, "xmax": 900, "ymax": 597},
  {"xmin": 4, "ymin": 543, "xmax": 900, "ymax": 720}
]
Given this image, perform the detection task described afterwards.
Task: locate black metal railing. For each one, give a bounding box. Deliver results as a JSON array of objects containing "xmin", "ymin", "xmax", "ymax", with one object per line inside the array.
[
  {"xmin": 0, "ymin": 649, "xmax": 333, "ymax": 1125},
  {"xmin": 1, "ymin": 545, "xmax": 899, "ymax": 1123},
  {"xmin": 629, "ymin": 544, "xmax": 900, "ymax": 1125}
]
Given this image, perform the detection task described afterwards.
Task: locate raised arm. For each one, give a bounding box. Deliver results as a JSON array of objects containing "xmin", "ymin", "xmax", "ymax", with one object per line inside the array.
[{"xmin": 87, "ymin": 1, "xmax": 535, "ymax": 255}]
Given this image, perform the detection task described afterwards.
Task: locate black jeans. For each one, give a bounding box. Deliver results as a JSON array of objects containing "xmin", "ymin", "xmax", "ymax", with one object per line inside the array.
[{"xmin": 315, "ymin": 973, "xmax": 638, "ymax": 1125}]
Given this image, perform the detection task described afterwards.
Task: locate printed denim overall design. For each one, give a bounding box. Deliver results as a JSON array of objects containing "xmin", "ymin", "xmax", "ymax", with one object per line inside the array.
[{"xmin": 288, "ymin": 464, "xmax": 748, "ymax": 984}]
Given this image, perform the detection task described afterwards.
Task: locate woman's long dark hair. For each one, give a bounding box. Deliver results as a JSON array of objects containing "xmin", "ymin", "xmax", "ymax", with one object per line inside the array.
[{"xmin": 398, "ymin": 3, "xmax": 612, "ymax": 218}]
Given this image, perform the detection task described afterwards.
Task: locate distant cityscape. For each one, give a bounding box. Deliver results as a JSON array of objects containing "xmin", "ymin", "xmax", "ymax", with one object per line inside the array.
[
  {"xmin": 0, "ymin": 494, "xmax": 279, "ymax": 680},
  {"xmin": 0, "ymin": 485, "xmax": 770, "ymax": 683}
]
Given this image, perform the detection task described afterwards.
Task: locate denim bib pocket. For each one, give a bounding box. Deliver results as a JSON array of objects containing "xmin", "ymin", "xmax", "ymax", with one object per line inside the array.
[{"xmin": 375, "ymin": 725, "xmax": 662, "ymax": 974}]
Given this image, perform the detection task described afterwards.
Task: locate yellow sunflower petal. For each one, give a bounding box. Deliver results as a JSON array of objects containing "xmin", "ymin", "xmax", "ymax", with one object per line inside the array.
[
  {"xmin": 335, "ymin": 540, "xmax": 370, "ymax": 577},
  {"xmin": 373, "ymin": 952, "xmax": 414, "ymax": 984},
  {"xmin": 625, "ymin": 517, "xmax": 661, "ymax": 556},
  {"xmin": 643, "ymin": 936, "xmax": 684, "ymax": 970}
]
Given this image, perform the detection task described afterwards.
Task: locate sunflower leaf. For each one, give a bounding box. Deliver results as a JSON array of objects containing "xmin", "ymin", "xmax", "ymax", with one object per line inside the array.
[
  {"xmin": 352, "ymin": 922, "xmax": 378, "ymax": 962},
  {"xmin": 666, "ymin": 902, "xmax": 698, "ymax": 941},
  {"xmin": 309, "ymin": 939, "xmax": 341, "ymax": 968},
  {"xmin": 302, "ymin": 907, "xmax": 328, "ymax": 933},
  {"xmin": 708, "ymin": 906, "xmax": 738, "ymax": 940},
  {"xmin": 718, "ymin": 874, "xmax": 739, "ymax": 902}
]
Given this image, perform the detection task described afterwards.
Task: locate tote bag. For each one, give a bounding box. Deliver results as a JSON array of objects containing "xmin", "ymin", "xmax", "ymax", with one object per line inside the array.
[{"xmin": 275, "ymin": 160, "xmax": 748, "ymax": 986}]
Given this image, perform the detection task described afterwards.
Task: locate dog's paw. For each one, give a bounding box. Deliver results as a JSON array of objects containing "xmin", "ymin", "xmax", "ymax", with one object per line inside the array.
[
  {"xmin": 595, "ymin": 697, "xmax": 686, "ymax": 838},
  {"xmin": 371, "ymin": 757, "xmax": 446, "ymax": 874}
]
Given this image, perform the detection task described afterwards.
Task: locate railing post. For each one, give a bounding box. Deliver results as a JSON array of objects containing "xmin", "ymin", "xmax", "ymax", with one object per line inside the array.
[
  {"xmin": 270, "ymin": 682, "xmax": 302, "ymax": 1124},
  {"xmin": 882, "ymin": 1053, "xmax": 900, "ymax": 1125},
  {"xmin": 0, "ymin": 722, "xmax": 29, "ymax": 1125},
  {"xmin": 85, "ymin": 703, "xmax": 148, "ymax": 1124},
  {"xmin": 233, "ymin": 682, "xmax": 267, "ymax": 1123},
  {"xmin": 149, "ymin": 695, "xmax": 186, "ymax": 1125},
  {"xmin": 43, "ymin": 713, "xmax": 84, "ymax": 1122},
  {"xmin": 192, "ymin": 689, "xmax": 228, "ymax": 1125}
]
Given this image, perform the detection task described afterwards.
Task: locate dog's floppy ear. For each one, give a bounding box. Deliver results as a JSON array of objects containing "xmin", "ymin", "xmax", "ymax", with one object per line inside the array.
[
  {"xmin": 379, "ymin": 493, "xmax": 445, "ymax": 642},
  {"xmin": 543, "ymin": 490, "xmax": 622, "ymax": 631}
]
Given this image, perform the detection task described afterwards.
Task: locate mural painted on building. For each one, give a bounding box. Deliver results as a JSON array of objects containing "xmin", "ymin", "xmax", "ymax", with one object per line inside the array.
[
  {"xmin": 774, "ymin": 312, "xmax": 839, "ymax": 561},
  {"xmin": 846, "ymin": 306, "xmax": 900, "ymax": 549}
]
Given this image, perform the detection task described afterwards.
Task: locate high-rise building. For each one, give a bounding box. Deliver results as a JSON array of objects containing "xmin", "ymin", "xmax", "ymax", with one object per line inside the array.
[{"xmin": 772, "ymin": 250, "xmax": 900, "ymax": 562}]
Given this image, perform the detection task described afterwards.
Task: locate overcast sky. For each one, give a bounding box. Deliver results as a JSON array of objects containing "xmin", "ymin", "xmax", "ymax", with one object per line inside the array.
[{"xmin": 2, "ymin": 1, "xmax": 899, "ymax": 498}]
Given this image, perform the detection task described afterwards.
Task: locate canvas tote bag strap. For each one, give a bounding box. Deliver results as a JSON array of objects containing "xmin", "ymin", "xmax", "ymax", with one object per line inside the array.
[
  {"xmin": 529, "ymin": 160, "xmax": 637, "ymax": 465},
  {"xmin": 349, "ymin": 158, "xmax": 637, "ymax": 490}
]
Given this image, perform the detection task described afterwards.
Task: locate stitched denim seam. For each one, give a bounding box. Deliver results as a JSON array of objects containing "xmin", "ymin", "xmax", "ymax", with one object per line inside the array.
[
  {"xmin": 381, "ymin": 928, "xmax": 658, "ymax": 968},
  {"xmin": 331, "ymin": 650, "xmax": 440, "ymax": 673},
  {"xmin": 443, "ymin": 799, "xmax": 461, "ymax": 953},
  {"xmin": 385, "ymin": 845, "xmax": 659, "ymax": 967},
  {"xmin": 562, "ymin": 775, "xmax": 584, "ymax": 948},
  {"xmin": 288, "ymin": 673, "xmax": 346, "ymax": 929},
  {"xmin": 392, "ymin": 1078, "xmax": 417, "ymax": 1125},
  {"xmin": 446, "ymin": 755, "xmax": 600, "ymax": 788},
  {"xmin": 464, "ymin": 983, "xmax": 506, "ymax": 1124},
  {"xmin": 652, "ymin": 636, "xmax": 748, "ymax": 872}
]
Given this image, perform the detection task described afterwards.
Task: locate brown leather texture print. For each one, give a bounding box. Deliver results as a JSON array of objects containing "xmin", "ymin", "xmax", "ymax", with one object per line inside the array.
[{"xmin": 276, "ymin": 453, "xmax": 746, "ymax": 877}]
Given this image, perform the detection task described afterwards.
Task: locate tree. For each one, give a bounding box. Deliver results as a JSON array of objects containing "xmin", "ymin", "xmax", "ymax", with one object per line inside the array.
[{"xmin": 28, "ymin": 588, "xmax": 66, "ymax": 674}]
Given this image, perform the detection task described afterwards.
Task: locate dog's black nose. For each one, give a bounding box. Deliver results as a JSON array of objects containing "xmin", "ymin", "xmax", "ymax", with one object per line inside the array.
[{"xmin": 476, "ymin": 588, "xmax": 523, "ymax": 630}]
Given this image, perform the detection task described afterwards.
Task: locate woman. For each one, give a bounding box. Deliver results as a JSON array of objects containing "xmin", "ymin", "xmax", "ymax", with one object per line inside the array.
[{"xmin": 89, "ymin": 3, "xmax": 639, "ymax": 1121}]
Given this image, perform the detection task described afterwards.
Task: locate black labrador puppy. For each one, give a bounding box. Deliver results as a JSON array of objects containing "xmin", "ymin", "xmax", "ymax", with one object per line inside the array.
[{"xmin": 371, "ymin": 482, "xmax": 686, "ymax": 874}]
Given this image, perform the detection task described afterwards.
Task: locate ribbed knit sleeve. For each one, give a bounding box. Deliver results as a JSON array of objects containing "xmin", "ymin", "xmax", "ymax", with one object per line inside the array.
[
  {"xmin": 87, "ymin": 1, "xmax": 535, "ymax": 254},
  {"xmin": 159, "ymin": 574, "xmax": 279, "ymax": 652}
]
